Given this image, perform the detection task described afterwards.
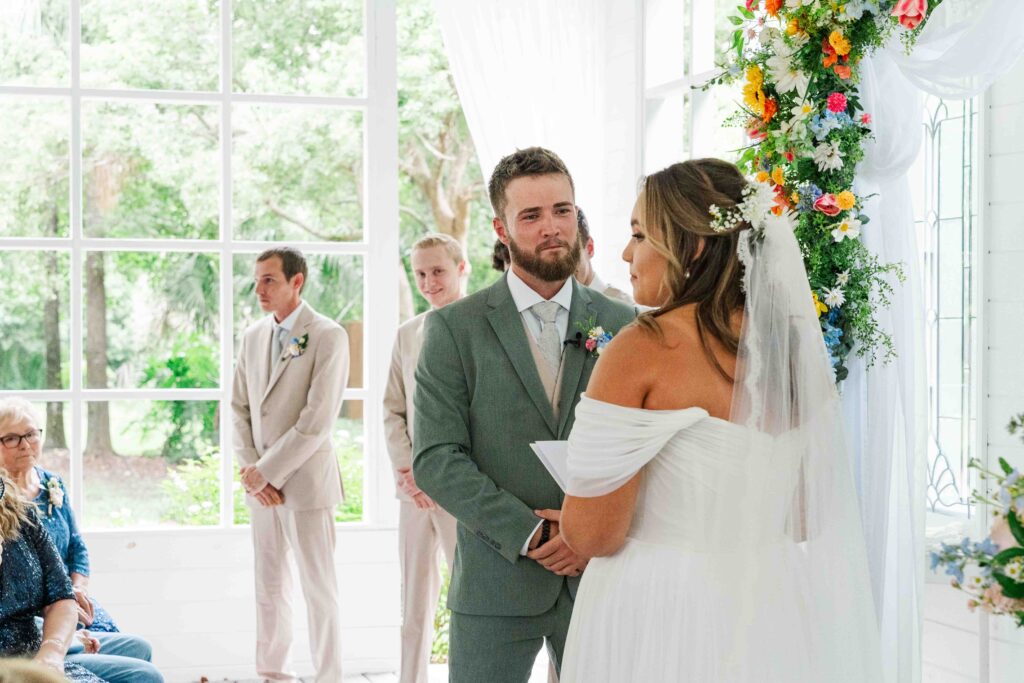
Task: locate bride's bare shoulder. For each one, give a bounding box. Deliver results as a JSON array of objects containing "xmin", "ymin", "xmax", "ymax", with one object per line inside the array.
[{"xmin": 586, "ymin": 312, "xmax": 698, "ymax": 408}]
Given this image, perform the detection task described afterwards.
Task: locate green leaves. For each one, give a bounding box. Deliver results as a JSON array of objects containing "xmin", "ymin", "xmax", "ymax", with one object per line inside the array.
[{"xmin": 994, "ymin": 572, "xmax": 1024, "ymax": 600}]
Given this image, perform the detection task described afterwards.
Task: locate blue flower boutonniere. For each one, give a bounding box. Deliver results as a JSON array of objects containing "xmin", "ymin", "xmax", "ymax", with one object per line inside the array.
[
  {"xmin": 287, "ymin": 333, "xmax": 309, "ymax": 359},
  {"xmin": 576, "ymin": 317, "xmax": 613, "ymax": 358}
]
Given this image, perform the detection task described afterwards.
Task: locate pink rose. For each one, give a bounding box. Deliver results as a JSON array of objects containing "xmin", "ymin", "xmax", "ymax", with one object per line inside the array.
[
  {"xmin": 892, "ymin": 0, "xmax": 928, "ymax": 30},
  {"xmin": 860, "ymin": 113, "xmax": 872, "ymax": 125},
  {"xmin": 827, "ymin": 92, "xmax": 848, "ymax": 113},
  {"xmin": 990, "ymin": 515, "xmax": 1020, "ymax": 550},
  {"xmin": 746, "ymin": 0, "xmax": 759, "ymax": 10},
  {"xmin": 813, "ymin": 193, "xmax": 841, "ymax": 216},
  {"xmin": 585, "ymin": 339, "xmax": 597, "ymax": 352}
]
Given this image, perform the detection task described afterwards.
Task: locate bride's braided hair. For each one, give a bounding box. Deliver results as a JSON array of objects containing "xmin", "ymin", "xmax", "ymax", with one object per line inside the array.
[{"xmin": 634, "ymin": 159, "xmax": 750, "ymax": 382}]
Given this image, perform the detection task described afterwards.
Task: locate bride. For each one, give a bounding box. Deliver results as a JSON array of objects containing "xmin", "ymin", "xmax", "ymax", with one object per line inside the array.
[{"xmin": 557, "ymin": 159, "xmax": 882, "ymax": 681}]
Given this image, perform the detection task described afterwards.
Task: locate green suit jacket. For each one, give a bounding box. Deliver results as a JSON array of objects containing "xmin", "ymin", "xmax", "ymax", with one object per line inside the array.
[{"xmin": 412, "ymin": 275, "xmax": 636, "ymax": 617}]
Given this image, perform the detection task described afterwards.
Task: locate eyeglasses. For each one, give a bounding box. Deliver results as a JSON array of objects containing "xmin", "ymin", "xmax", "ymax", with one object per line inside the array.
[{"xmin": 0, "ymin": 429, "xmax": 43, "ymax": 449}]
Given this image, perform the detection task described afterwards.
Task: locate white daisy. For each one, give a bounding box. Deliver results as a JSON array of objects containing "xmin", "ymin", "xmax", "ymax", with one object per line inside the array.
[
  {"xmin": 766, "ymin": 53, "xmax": 809, "ymax": 96},
  {"xmin": 823, "ymin": 286, "xmax": 846, "ymax": 308},
  {"xmin": 836, "ymin": 269, "xmax": 851, "ymax": 286},
  {"xmin": 813, "ymin": 141, "xmax": 844, "ymax": 172},
  {"xmin": 830, "ymin": 218, "xmax": 862, "ymax": 242}
]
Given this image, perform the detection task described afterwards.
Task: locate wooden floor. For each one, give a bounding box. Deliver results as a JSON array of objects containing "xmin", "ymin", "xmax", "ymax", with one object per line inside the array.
[{"xmin": 228, "ymin": 654, "xmax": 551, "ymax": 682}]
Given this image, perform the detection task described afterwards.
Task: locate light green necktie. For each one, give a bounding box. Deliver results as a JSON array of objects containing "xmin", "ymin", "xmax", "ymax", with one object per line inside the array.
[{"xmin": 530, "ymin": 300, "xmax": 562, "ymax": 376}]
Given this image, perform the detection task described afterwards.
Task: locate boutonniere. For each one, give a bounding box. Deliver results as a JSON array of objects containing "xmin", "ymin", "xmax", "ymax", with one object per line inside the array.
[
  {"xmin": 47, "ymin": 477, "xmax": 64, "ymax": 516},
  {"xmin": 286, "ymin": 333, "xmax": 309, "ymax": 359},
  {"xmin": 575, "ymin": 317, "xmax": 613, "ymax": 358}
]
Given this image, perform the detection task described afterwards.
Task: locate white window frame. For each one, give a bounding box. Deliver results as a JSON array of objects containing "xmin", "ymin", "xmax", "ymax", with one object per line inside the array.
[{"xmin": 0, "ymin": 0, "xmax": 399, "ymax": 531}]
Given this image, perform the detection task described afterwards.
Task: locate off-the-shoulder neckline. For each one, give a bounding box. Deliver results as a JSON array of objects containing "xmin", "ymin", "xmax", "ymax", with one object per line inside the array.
[{"xmin": 579, "ymin": 394, "xmax": 735, "ymax": 426}]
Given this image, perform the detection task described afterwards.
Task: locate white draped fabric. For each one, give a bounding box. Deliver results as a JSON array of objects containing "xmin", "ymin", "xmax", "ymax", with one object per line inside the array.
[
  {"xmin": 432, "ymin": 0, "xmax": 606, "ymax": 224},
  {"xmin": 853, "ymin": 2, "xmax": 1024, "ymax": 681}
]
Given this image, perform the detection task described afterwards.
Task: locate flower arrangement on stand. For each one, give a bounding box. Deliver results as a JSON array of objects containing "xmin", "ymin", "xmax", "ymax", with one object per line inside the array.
[
  {"xmin": 931, "ymin": 414, "xmax": 1024, "ymax": 625},
  {"xmin": 710, "ymin": 0, "xmax": 943, "ymax": 381}
]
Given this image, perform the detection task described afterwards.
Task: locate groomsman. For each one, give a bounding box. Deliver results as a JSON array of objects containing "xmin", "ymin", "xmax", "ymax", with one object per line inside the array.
[
  {"xmin": 573, "ymin": 207, "xmax": 634, "ymax": 306},
  {"xmin": 383, "ymin": 233, "xmax": 467, "ymax": 683},
  {"xmin": 231, "ymin": 247, "xmax": 349, "ymax": 683},
  {"xmin": 413, "ymin": 147, "xmax": 635, "ymax": 682}
]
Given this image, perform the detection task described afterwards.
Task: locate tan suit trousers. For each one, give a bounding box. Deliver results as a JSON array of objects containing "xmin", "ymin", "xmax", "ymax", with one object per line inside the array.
[
  {"xmin": 252, "ymin": 505, "xmax": 342, "ymax": 683},
  {"xmin": 399, "ymin": 501, "xmax": 457, "ymax": 683}
]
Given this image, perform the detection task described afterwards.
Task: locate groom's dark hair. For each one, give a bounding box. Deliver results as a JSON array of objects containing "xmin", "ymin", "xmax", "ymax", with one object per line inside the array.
[
  {"xmin": 257, "ymin": 246, "xmax": 308, "ymax": 292},
  {"xmin": 488, "ymin": 147, "xmax": 575, "ymax": 222}
]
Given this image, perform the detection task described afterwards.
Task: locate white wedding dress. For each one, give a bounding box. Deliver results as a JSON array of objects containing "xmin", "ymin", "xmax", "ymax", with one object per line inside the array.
[{"xmin": 559, "ymin": 214, "xmax": 883, "ymax": 682}]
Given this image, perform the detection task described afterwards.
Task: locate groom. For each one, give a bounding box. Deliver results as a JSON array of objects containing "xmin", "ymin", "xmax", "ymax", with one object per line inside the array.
[{"xmin": 413, "ymin": 147, "xmax": 635, "ymax": 682}]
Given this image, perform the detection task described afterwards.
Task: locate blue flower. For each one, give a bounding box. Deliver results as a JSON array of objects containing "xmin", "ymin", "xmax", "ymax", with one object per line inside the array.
[
  {"xmin": 797, "ymin": 183, "xmax": 823, "ymax": 213},
  {"xmin": 974, "ymin": 538, "xmax": 999, "ymax": 556},
  {"xmin": 929, "ymin": 552, "xmax": 942, "ymax": 571},
  {"xmin": 945, "ymin": 564, "xmax": 965, "ymax": 584}
]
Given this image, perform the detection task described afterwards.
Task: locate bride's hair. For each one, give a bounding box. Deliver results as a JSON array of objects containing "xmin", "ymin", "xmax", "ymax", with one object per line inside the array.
[
  {"xmin": 636, "ymin": 158, "xmax": 750, "ymax": 381},
  {"xmin": 0, "ymin": 469, "xmax": 32, "ymax": 543}
]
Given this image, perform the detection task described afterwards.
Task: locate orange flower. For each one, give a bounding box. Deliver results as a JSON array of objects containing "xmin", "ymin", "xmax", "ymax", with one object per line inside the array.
[
  {"xmin": 829, "ymin": 30, "xmax": 851, "ymax": 57},
  {"xmin": 756, "ymin": 171, "xmax": 770, "ymax": 183},
  {"xmin": 836, "ymin": 190, "xmax": 856, "ymax": 210},
  {"xmin": 786, "ymin": 18, "xmax": 801, "ymax": 36},
  {"xmin": 765, "ymin": 0, "xmax": 783, "ymax": 17},
  {"xmin": 822, "ymin": 39, "xmax": 839, "ymax": 68},
  {"xmin": 771, "ymin": 166, "xmax": 786, "ymax": 187},
  {"xmin": 834, "ymin": 64, "xmax": 852, "ymax": 80},
  {"xmin": 762, "ymin": 97, "xmax": 777, "ymax": 124}
]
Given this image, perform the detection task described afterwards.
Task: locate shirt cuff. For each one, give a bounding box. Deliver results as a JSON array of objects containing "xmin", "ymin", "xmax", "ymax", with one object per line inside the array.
[{"xmin": 520, "ymin": 520, "xmax": 544, "ymax": 556}]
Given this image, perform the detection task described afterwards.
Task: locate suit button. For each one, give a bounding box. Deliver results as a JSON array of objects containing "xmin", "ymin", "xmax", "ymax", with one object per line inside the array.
[{"xmin": 261, "ymin": 409, "xmax": 269, "ymax": 417}]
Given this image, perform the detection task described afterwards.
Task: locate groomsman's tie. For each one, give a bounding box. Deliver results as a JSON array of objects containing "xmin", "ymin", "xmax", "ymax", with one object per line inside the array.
[
  {"xmin": 530, "ymin": 300, "xmax": 563, "ymax": 376},
  {"xmin": 272, "ymin": 325, "xmax": 287, "ymax": 370}
]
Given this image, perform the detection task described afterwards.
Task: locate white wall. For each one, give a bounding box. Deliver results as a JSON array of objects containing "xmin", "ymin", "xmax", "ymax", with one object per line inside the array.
[{"xmin": 923, "ymin": 54, "xmax": 1024, "ymax": 683}]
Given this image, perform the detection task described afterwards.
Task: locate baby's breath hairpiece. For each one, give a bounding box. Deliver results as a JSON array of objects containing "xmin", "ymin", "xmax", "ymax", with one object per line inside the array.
[{"xmin": 708, "ymin": 178, "xmax": 789, "ymax": 237}]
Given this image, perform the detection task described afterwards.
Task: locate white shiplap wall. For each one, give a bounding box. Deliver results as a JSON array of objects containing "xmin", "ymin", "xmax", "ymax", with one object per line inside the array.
[{"xmin": 923, "ymin": 54, "xmax": 1024, "ymax": 683}]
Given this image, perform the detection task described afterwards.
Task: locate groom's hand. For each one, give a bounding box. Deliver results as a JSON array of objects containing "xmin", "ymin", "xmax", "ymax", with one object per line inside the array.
[{"xmin": 527, "ymin": 509, "xmax": 589, "ymax": 577}]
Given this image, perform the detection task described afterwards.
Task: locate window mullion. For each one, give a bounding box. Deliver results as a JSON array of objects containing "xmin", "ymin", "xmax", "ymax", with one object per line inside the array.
[
  {"xmin": 220, "ymin": 0, "xmax": 235, "ymax": 528},
  {"xmin": 69, "ymin": 0, "xmax": 84, "ymax": 516}
]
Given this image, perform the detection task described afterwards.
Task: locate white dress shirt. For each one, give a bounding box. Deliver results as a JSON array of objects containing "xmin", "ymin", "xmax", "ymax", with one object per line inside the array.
[
  {"xmin": 506, "ymin": 268, "xmax": 573, "ymax": 346},
  {"xmin": 505, "ymin": 270, "xmax": 573, "ymax": 555}
]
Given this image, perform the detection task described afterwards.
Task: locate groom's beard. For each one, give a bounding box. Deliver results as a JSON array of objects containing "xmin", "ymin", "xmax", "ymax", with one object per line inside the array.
[{"xmin": 508, "ymin": 236, "xmax": 581, "ymax": 283}]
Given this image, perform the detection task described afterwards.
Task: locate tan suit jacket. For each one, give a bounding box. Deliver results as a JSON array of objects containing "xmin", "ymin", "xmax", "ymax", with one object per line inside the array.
[
  {"xmin": 231, "ymin": 301, "xmax": 349, "ymax": 511},
  {"xmin": 383, "ymin": 312, "xmax": 427, "ymax": 502}
]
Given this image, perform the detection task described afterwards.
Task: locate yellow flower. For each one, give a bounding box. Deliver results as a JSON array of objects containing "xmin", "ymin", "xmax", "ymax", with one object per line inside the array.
[
  {"xmin": 786, "ymin": 18, "xmax": 801, "ymax": 36},
  {"xmin": 756, "ymin": 171, "xmax": 770, "ymax": 183},
  {"xmin": 746, "ymin": 65, "xmax": 764, "ymax": 89},
  {"xmin": 790, "ymin": 191, "xmax": 800, "ymax": 204},
  {"xmin": 836, "ymin": 190, "xmax": 856, "ymax": 210},
  {"xmin": 829, "ymin": 30, "xmax": 852, "ymax": 57},
  {"xmin": 743, "ymin": 84, "xmax": 766, "ymax": 116},
  {"xmin": 813, "ymin": 292, "xmax": 828, "ymax": 318},
  {"xmin": 771, "ymin": 166, "xmax": 786, "ymax": 186}
]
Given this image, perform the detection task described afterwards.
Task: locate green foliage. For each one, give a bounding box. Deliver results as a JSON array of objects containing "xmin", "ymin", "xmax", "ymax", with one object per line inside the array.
[
  {"xmin": 139, "ymin": 334, "xmax": 219, "ymax": 463},
  {"xmin": 714, "ymin": 1, "xmax": 940, "ymax": 380},
  {"xmin": 160, "ymin": 448, "xmax": 227, "ymax": 526},
  {"xmin": 432, "ymin": 563, "xmax": 452, "ymax": 663}
]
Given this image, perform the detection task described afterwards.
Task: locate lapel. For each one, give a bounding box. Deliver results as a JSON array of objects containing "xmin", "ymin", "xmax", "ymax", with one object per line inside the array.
[
  {"xmin": 485, "ymin": 276, "xmax": 558, "ymax": 435},
  {"xmin": 556, "ymin": 280, "xmax": 595, "ymax": 438},
  {"xmin": 262, "ymin": 304, "xmax": 313, "ymax": 404}
]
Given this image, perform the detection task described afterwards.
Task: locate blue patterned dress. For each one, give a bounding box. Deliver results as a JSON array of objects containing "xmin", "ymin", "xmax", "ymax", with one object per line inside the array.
[
  {"xmin": 0, "ymin": 508, "xmax": 106, "ymax": 682},
  {"xmin": 33, "ymin": 467, "xmax": 119, "ymax": 633}
]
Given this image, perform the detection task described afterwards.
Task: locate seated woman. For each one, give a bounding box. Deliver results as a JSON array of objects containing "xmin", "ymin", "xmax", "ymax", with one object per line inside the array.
[
  {"xmin": 0, "ymin": 471, "xmax": 106, "ymax": 682},
  {"xmin": 0, "ymin": 399, "xmax": 164, "ymax": 683}
]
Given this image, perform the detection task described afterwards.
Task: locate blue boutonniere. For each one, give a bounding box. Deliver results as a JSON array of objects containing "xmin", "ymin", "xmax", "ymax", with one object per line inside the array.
[
  {"xmin": 286, "ymin": 333, "xmax": 309, "ymax": 359},
  {"xmin": 575, "ymin": 317, "xmax": 613, "ymax": 358}
]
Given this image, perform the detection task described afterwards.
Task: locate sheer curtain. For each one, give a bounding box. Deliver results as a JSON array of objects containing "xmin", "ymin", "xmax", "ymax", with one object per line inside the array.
[
  {"xmin": 853, "ymin": 2, "xmax": 1024, "ymax": 681},
  {"xmin": 432, "ymin": 0, "xmax": 606, "ymax": 223}
]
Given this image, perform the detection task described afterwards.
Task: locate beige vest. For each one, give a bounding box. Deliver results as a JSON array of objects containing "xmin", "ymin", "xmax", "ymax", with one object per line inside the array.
[{"xmin": 522, "ymin": 319, "xmax": 566, "ymax": 420}]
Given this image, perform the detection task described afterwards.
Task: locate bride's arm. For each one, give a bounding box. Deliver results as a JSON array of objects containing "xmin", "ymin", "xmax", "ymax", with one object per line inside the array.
[{"xmin": 561, "ymin": 329, "xmax": 651, "ymax": 558}]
